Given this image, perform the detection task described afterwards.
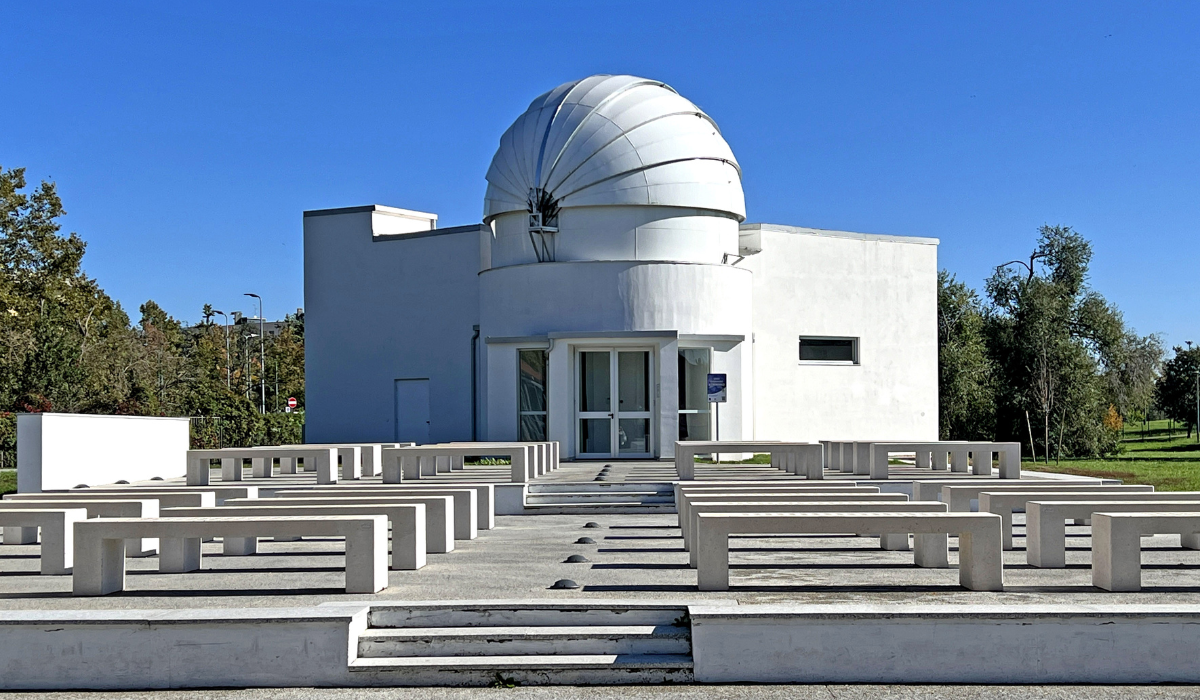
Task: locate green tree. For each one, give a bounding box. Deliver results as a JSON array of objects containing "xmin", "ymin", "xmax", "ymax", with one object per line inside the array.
[
  {"xmin": 1157, "ymin": 346, "xmax": 1200, "ymax": 438},
  {"xmin": 984, "ymin": 225, "xmax": 1131, "ymax": 459},
  {"xmin": 937, "ymin": 270, "xmax": 995, "ymax": 440}
]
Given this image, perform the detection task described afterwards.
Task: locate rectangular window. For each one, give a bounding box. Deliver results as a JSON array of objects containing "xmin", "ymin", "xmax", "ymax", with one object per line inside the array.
[
  {"xmin": 678, "ymin": 348, "xmax": 711, "ymax": 441},
  {"xmin": 518, "ymin": 349, "xmax": 548, "ymax": 441},
  {"xmin": 799, "ymin": 336, "xmax": 858, "ymax": 364}
]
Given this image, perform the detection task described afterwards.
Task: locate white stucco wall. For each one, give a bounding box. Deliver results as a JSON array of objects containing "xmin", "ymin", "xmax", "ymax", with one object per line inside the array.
[
  {"xmin": 303, "ymin": 207, "xmax": 482, "ymax": 444},
  {"xmin": 17, "ymin": 413, "xmax": 189, "ymax": 492},
  {"xmin": 740, "ymin": 225, "xmax": 939, "ymax": 442}
]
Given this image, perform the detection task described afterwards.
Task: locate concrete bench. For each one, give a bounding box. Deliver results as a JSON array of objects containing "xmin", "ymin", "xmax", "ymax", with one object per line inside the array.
[
  {"xmin": 981, "ymin": 490, "xmax": 1200, "ymax": 551},
  {"xmin": 869, "ymin": 442, "xmax": 1021, "ymax": 480},
  {"xmin": 674, "ymin": 482, "xmax": 881, "ymax": 516},
  {"xmin": 223, "ymin": 495, "xmax": 455, "ymax": 553},
  {"xmin": 162, "ymin": 504, "xmax": 426, "ymax": 570},
  {"xmin": 1027, "ymin": 500, "xmax": 1200, "ymax": 568},
  {"xmin": 74, "ymin": 485, "xmax": 257, "ymax": 504},
  {"xmin": 272, "ymin": 488, "xmax": 477, "ymax": 540},
  {"xmin": 439, "ymin": 441, "xmax": 559, "ymax": 476},
  {"xmin": 677, "ymin": 487, "xmax": 887, "ymax": 533},
  {"xmin": 1092, "ymin": 512, "xmax": 1200, "ymax": 591},
  {"xmin": 4, "ymin": 491, "xmax": 214, "ymax": 544},
  {"xmin": 695, "ymin": 511, "xmax": 1004, "ymax": 591},
  {"xmin": 818, "ymin": 441, "xmax": 895, "ymax": 476},
  {"xmin": 267, "ymin": 484, "xmax": 495, "ymax": 530},
  {"xmin": 0, "ymin": 509, "xmax": 87, "ymax": 575},
  {"xmin": 382, "ymin": 444, "xmax": 538, "ymax": 484},
  {"xmin": 684, "ymin": 500, "xmax": 947, "ymax": 564},
  {"xmin": 911, "ymin": 478, "xmax": 1107, "ymax": 502},
  {"xmin": 72, "ymin": 515, "xmax": 388, "ymax": 595},
  {"xmin": 674, "ymin": 441, "xmax": 820, "ymax": 480},
  {"xmin": 186, "ymin": 448, "xmax": 338, "ymax": 486},
  {"xmin": 942, "ymin": 483, "xmax": 1153, "ymax": 514},
  {"xmin": 0, "ymin": 499, "xmax": 159, "ymax": 556},
  {"xmin": 266, "ymin": 443, "xmax": 412, "ymax": 478}
]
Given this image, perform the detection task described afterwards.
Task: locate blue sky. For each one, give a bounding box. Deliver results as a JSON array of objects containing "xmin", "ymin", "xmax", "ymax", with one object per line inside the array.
[{"xmin": 3, "ymin": 1, "xmax": 1197, "ymax": 346}]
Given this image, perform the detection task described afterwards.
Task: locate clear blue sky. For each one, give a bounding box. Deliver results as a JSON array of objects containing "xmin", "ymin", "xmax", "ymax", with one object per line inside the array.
[{"xmin": 3, "ymin": 1, "xmax": 1197, "ymax": 347}]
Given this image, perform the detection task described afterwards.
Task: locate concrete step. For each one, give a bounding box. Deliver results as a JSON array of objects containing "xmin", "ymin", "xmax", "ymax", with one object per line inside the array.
[
  {"xmin": 351, "ymin": 653, "xmax": 693, "ymax": 670},
  {"xmin": 347, "ymin": 654, "xmax": 694, "ymax": 685},
  {"xmin": 527, "ymin": 483, "xmax": 674, "ymax": 494},
  {"xmin": 524, "ymin": 492, "xmax": 672, "ymax": 504},
  {"xmin": 368, "ymin": 604, "xmax": 688, "ymax": 628},
  {"xmin": 522, "ymin": 503, "xmax": 678, "ymax": 515},
  {"xmin": 357, "ymin": 625, "xmax": 690, "ymax": 657}
]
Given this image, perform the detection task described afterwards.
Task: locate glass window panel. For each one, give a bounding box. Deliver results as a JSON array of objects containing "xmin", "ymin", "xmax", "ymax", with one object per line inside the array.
[
  {"xmin": 518, "ymin": 350, "xmax": 547, "ymax": 412},
  {"xmin": 617, "ymin": 351, "xmax": 649, "ymax": 412},
  {"xmin": 678, "ymin": 413, "xmax": 711, "ymax": 442},
  {"xmin": 579, "ymin": 352, "xmax": 611, "ymax": 412},
  {"xmin": 519, "ymin": 414, "xmax": 547, "ymax": 442},
  {"xmin": 580, "ymin": 418, "xmax": 611, "ymax": 454},
  {"xmin": 799, "ymin": 338, "xmax": 856, "ymax": 362},
  {"xmin": 618, "ymin": 418, "xmax": 650, "ymax": 454},
  {"xmin": 677, "ymin": 349, "xmax": 711, "ymax": 411}
]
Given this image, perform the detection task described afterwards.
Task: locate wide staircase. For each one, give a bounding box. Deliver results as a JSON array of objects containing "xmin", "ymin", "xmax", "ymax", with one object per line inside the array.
[
  {"xmin": 522, "ymin": 482, "xmax": 676, "ymax": 514},
  {"xmin": 349, "ymin": 602, "xmax": 694, "ymax": 685}
]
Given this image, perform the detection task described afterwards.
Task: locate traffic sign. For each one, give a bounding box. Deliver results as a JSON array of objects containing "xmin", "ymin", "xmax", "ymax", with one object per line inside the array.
[{"xmin": 287, "ymin": 397, "xmax": 298, "ymax": 409}]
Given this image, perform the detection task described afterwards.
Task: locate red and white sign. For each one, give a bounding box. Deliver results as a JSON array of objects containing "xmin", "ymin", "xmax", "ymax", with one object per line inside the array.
[{"xmin": 286, "ymin": 397, "xmax": 298, "ymax": 409}]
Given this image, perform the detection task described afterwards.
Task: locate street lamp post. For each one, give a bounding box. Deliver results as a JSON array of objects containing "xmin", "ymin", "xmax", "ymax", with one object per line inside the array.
[
  {"xmin": 245, "ymin": 293, "xmax": 266, "ymax": 414},
  {"xmin": 212, "ymin": 310, "xmax": 230, "ymax": 390}
]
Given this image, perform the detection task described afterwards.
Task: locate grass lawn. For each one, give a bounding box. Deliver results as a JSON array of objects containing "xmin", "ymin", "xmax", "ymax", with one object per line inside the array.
[
  {"xmin": 1026, "ymin": 420, "xmax": 1200, "ymax": 491},
  {"xmin": 0, "ymin": 470, "xmax": 15, "ymax": 496}
]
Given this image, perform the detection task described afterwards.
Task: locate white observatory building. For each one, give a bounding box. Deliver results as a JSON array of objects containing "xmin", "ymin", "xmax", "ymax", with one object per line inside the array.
[{"xmin": 304, "ymin": 74, "xmax": 939, "ymax": 460}]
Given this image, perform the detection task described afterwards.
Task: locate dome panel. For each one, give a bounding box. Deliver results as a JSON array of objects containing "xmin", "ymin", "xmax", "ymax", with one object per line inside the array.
[{"xmin": 484, "ymin": 74, "xmax": 744, "ymax": 223}]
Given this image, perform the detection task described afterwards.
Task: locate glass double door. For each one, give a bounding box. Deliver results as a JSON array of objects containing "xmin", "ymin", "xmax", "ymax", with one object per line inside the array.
[{"xmin": 577, "ymin": 349, "xmax": 653, "ymax": 458}]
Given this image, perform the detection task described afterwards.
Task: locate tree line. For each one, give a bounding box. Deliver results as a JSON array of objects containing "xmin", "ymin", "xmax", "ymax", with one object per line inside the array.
[
  {"xmin": 0, "ymin": 166, "xmax": 305, "ymax": 461},
  {"xmin": 939, "ymin": 224, "xmax": 1198, "ymax": 459}
]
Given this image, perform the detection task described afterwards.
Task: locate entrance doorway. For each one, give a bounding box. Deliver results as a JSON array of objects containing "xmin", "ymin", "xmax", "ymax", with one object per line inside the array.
[{"xmin": 576, "ymin": 349, "xmax": 654, "ymax": 458}]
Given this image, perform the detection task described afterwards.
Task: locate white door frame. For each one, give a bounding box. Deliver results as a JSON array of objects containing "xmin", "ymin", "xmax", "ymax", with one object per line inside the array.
[{"xmin": 574, "ymin": 347, "xmax": 656, "ymax": 459}]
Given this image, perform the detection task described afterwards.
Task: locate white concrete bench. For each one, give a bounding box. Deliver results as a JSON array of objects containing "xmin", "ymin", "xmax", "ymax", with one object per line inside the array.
[
  {"xmin": 674, "ymin": 482, "xmax": 881, "ymax": 517},
  {"xmin": 911, "ymin": 477, "xmax": 1114, "ymax": 502},
  {"xmin": 186, "ymin": 447, "xmax": 338, "ymax": 486},
  {"xmin": 679, "ymin": 492, "xmax": 907, "ymax": 541},
  {"xmin": 72, "ymin": 515, "xmax": 388, "ymax": 595},
  {"xmin": 0, "ymin": 509, "xmax": 87, "ymax": 575},
  {"xmin": 676, "ymin": 486, "xmax": 886, "ymax": 533},
  {"xmin": 4, "ymin": 491, "xmax": 214, "ymax": 545},
  {"xmin": 439, "ymin": 441, "xmax": 559, "ymax": 476},
  {"xmin": 675, "ymin": 441, "xmax": 821, "ymax": 480},
  {"xmin": 1027, "ymin": 500, "xmax": 1200, "ymax": 568},
  {"xmin": 272, "ymin": 488, "xmax": 477, "ymax": 540},
  {"xmin": 695, "ymin": 512, "xmax": 1005, "ymax": 592},
  {"xmin": 942, "ymin": 483, "xmax": 1153, "ymax": 514},
  {"xmin": 74, "ymin": 485, "xmax": 257, "ymax": 504},
  {"xmin": 870, "ymin": 442, "xmax": 1021, "ymax": 480},
  {"xmin": 223, "ymin": 495, "xmax": 455, "ymax": 553},
  {"xmin": 265, "ymin": 443, "xmax": 412, "ymax": 477},
  {"xmin": 981, "ymin": 490, "xmax": 1200, "ymax": 551},
  {"xmin": 0, "ymin": 499, "xmax": 159, "ymax": 556},
  {"xmin": 269, "ymin": 484, "xmax": 494, "ymax": 530},
  {"xmin": 1092, "ymin": 512, "xmax": 1200, "ymax": 591},
  {"xmin": 684, "ymin": 500, "xmax": 947, "ymax": 564},
  {"xmin": 163, "ymin": 504, "xmax": 426, "ymax": 570},
  {"xmin": 382, "ymin": 444, "xmax": 538, "ymax": 483}
]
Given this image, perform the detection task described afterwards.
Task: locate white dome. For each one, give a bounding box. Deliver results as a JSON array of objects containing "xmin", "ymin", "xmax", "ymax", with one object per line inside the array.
[{"xmin": 483, "ymin": 75, "xmax": 745, "ymax": 224}]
